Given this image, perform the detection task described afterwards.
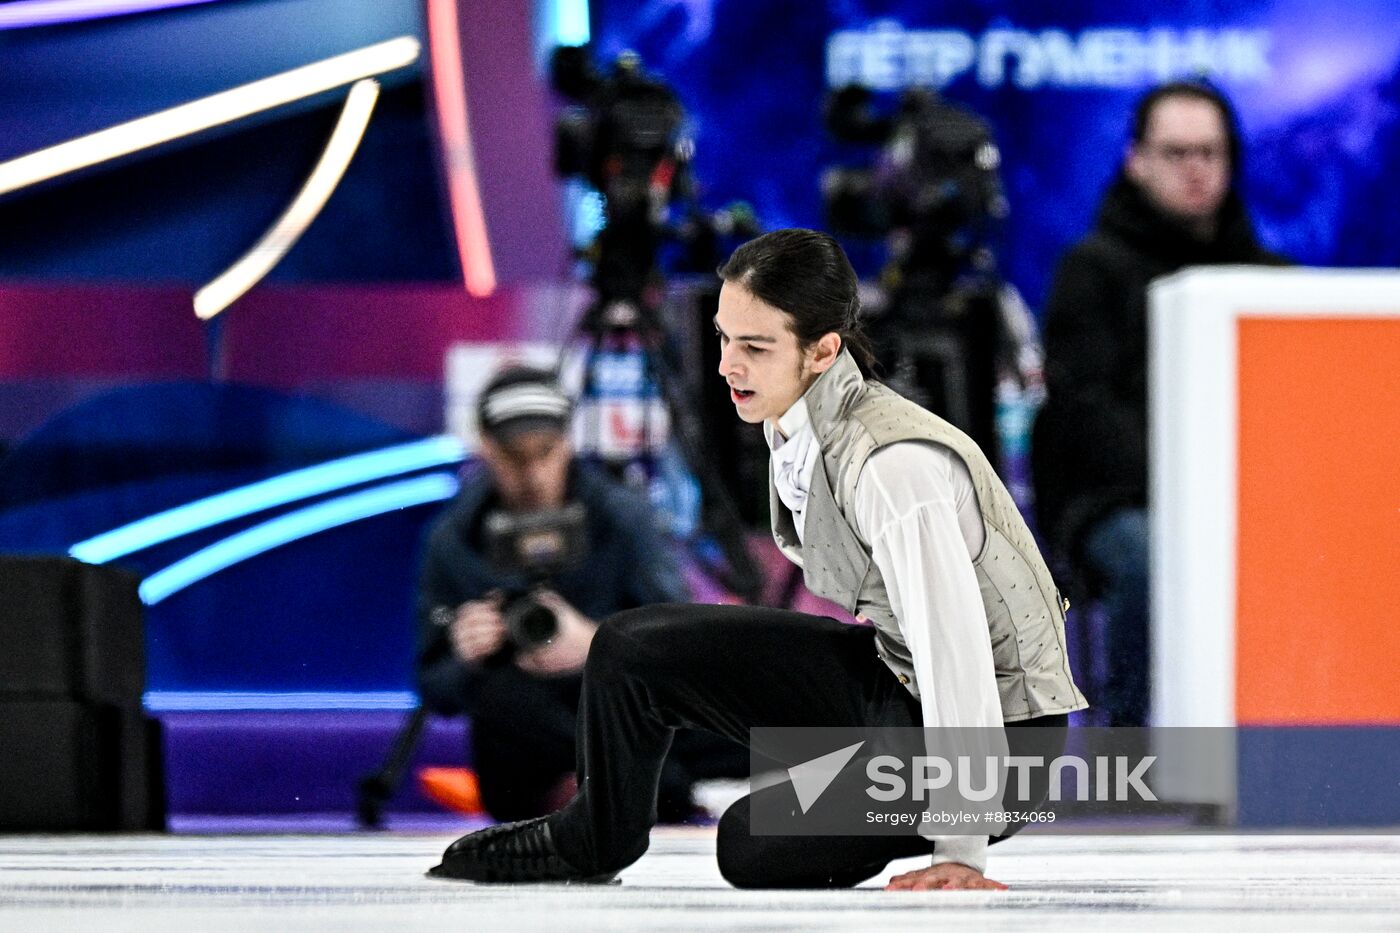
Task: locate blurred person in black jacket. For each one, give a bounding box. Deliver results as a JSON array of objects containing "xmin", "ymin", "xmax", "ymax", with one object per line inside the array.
[
  {"xmin": 416, "ymin": 365, "xmax": 740, "ymax": 820},
  {"xmin": 1033, "ymin": 81, "xmax": 1286, "ymax": 726}
]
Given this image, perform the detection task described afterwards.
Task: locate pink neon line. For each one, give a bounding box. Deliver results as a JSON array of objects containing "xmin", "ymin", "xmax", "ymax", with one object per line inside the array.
[{"xmin": 426, "ymin": 0, "xmax": 496, "ymax": 297}]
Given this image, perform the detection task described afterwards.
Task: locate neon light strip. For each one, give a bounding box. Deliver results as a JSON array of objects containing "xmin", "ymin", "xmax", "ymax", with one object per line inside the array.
[
  {"xmin": 425, "ymin": 0, "xmax": 496, "ymax": 297},
  {"xmin": 194, "ymin": 79, "xmax": 381, "ymax": 320},
  {"xmin": 0, "ymin": 36, "xmax": 420, "ymax": 198},
  {"xmin": 144, "ymin": 690, "xmax": 418, "ymax": 711},
  {"xmin": 0, "ymin": 0, "xmax": 220, "ymax": 30},
  {"xmin": 138, "ymin": 473, "xmax": 459, "ymax": 605},
  {"xmin": 69, "ymin": 435, "xmax": 465, "ymax": 565},
  {"xmin": 553, "ymin": 0, "xmax": 591, "ymax": 46}
]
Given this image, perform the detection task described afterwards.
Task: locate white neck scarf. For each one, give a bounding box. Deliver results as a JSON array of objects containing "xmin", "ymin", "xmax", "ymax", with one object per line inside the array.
[{"xmin": 765, "ymin": 399, "xmax": 819, "ymax": 540}]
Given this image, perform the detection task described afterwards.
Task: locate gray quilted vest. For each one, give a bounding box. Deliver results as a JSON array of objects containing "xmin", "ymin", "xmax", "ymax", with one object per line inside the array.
[{"xmin": 768, "ymin": 350, "xmax": 1087, "ymax": 722}]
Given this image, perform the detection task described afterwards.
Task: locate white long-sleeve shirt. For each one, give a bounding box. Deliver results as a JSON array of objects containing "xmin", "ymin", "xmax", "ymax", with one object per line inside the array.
[{"xmin": 766, "ymin": 398, "xmax": 1003, "ymax": 873}]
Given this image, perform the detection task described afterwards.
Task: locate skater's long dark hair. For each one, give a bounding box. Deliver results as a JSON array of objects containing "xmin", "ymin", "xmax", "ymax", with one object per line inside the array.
[{"xmin": 718, "ymin": 228, "xmax": 878, "ymax": 377}]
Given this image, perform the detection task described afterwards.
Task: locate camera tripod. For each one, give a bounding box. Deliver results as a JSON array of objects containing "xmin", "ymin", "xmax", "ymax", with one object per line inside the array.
[{"xmin": 565, "ymin": 289, "xmax": 764, "ymax": 606}]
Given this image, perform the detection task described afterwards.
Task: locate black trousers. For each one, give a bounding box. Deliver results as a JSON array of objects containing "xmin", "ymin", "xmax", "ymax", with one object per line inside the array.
[
  {"xmin": 469, "ymin": 662, "xmax": 747, "ymax": 822},
  {"xmin": 550, "ymin": 603, "xmax": 1068, "ymax": 888}
]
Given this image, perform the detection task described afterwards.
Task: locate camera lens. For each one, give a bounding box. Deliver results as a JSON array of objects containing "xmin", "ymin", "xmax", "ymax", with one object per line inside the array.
[{"xmin": 505, "ymin": 597, "xmax": 558, "ymax": 650}]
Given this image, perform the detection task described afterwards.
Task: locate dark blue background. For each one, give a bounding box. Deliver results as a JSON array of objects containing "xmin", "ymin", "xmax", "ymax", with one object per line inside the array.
[
  {"xmin": 0, "ymin": 0, "xmax": 457, "ymax": 283},
  {"xmin": 0, "ymin": 384, "xmax": 440, "ymax": 692}
]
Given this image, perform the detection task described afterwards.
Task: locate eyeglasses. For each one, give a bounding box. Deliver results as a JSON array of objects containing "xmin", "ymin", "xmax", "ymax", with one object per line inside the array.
[{"xmin": 1145, "ymin": 142, "xmax": 1229, "ymax": 165}]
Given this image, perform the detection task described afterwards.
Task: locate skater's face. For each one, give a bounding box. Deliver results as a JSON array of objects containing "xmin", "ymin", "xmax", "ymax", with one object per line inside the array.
[
  {"xmin": 1126, "ymin": 95, "xmax": 1231, "ymax": 227},
  {"xmin": 715, "ymin": 281, "xmax": 841, "ymax": 426},
  {"xmin": 479, "ymin": 428, "xmax": 572, "ymax": 511}
]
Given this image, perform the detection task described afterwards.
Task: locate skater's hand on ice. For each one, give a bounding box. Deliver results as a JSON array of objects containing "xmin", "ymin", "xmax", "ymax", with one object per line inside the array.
[
  {"xmin": 516, "ymin": 591, "xmax": 597, "ymax": 677},
  {"xmin": 884, "ymin": 863, "xmax": 1008, "ymax": 891}
]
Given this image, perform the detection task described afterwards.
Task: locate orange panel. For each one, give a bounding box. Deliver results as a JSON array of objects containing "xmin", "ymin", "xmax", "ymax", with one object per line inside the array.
[{"xmin": 1236, "ymin": 318, "xmax": 1400, "ymax": 725}]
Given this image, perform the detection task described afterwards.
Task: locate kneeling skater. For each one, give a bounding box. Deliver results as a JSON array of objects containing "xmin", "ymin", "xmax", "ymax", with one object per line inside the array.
[{"xmin": 431, "ymin": 228, "xmax": 1086, "ymax": 891}]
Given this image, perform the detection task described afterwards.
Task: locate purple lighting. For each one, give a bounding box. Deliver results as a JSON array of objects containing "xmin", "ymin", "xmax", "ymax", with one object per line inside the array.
[{"xmin": 0, "ymin": 0, "xmax": 222, "ymax": 31}]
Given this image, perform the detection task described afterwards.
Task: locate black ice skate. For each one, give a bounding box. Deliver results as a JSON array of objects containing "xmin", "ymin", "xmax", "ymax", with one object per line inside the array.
[{"xmin": 428, "ymin": 815, "xmax": 618, "ymax": 884}]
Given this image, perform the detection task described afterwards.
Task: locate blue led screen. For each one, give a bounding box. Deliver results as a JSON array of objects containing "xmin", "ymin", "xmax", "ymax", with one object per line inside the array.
[{"xmin": 592, "ymin": 0, "xmax": 1400, "ymax": 307}]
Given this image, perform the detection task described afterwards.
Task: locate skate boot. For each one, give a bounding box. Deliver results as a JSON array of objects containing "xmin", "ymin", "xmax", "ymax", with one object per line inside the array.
[{"xmin": 428, "ymin": 815, "xmax": 617, "ymax": 884}]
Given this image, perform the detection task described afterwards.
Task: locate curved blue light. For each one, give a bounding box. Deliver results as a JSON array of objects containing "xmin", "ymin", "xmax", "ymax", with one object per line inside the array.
[
  {"xmin": 70, "ymin": 435, "xmax": 466, "ymax": 565},
  {"xmin": 138, "ymin": 472, "xmax": 459, "ymax": 605}
]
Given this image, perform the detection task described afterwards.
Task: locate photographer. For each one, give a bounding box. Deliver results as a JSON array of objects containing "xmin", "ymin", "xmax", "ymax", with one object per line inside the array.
[{"xmin": 415, "ymin": 365, "xmax": 712, "ymax": 822}]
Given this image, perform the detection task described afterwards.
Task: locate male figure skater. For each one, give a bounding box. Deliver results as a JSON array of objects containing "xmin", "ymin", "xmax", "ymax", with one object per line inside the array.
[{"xmin": 431, "ymin": 228, "xmax": 1086, "ymax": 890}]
